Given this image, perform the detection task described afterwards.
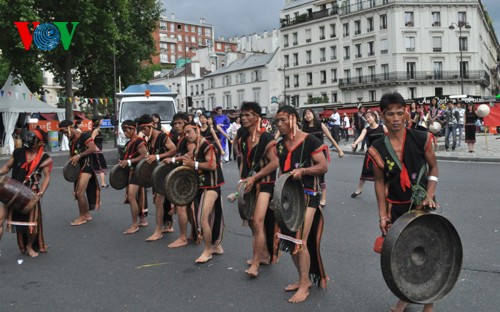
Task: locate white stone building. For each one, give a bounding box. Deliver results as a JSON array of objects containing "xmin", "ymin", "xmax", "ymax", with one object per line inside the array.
[
  {"xmin": 204, "ymin": 51, "xmax": 282, "ymax": 113},
  {"xmin": 280, "ymin": 0, "xmax": 500, "ymax": 107}
]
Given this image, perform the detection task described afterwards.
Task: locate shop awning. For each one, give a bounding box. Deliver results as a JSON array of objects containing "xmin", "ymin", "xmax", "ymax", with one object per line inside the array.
[
  {"xmin": 40, "ymin": 113, "xmax": 57, "ymax": 121},
  {"xmin": 74, "ymin": 111, "xmax": 87, "ymax": 120}
]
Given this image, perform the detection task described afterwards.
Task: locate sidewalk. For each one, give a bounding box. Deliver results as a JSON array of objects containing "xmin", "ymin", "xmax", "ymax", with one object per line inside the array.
[
  {"xmin": 0, "ymin": 140, "xmax": 118, "ymax": 161},
  {"xmin": 335, "ymin": 132, "xmax": 500, "ymax": 163}
]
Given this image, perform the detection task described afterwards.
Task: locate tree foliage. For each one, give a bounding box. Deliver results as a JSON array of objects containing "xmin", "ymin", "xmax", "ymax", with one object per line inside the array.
[{"xmin": 0, "ymin": 0, "xmax": 162, "ymax": 119}]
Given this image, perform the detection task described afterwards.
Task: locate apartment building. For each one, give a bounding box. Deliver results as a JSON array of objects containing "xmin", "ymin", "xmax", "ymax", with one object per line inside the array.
[
  {"xmin": 280, "ymin": 0, "xmax": 500, "ymax": 107},
  {"xmin": 204, "ymin": 51, "xmax": 281, "ymax": 112},
  {"xmin": 152, "ymin": 14, "xmax": 215, "ymax": 65}
]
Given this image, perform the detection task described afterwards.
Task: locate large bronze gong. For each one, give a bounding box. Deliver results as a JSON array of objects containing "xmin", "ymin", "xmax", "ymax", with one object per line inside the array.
[
  {"xmin": 63, "ymin": 160, "xmax": 81, "ymax": 182},
  {"xmin": 109, "ymin": 165, "xmax": 129, "ymax": 190},
  {"xmin": 271, "ymin": 173, "xmax": 305, "ymax": 232},
  {"xmin": 134, "ymin": 159, "xmax": 158, "ymax": 188},
  {"xmin": 237, "ymin": 181, "xmax": 256, "ymax": 221},
  {"xmin": 381, "ymin": 210, "xmax": 463, "ymax": 304},
  {"xmin": 164, "ymin": 166, "xmax": 198, "ymax": 206},
  {"xmin": 151, "ymin": 163, "xmax": 177, "ymax": 195}
]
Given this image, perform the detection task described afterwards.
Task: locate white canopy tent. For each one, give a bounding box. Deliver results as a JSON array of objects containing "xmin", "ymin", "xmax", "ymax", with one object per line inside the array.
[{"xmin": 0, "ymin": 72, "xmax": 66, "ymax": 154}]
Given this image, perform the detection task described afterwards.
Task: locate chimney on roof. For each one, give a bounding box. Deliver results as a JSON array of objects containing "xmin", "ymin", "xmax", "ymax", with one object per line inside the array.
[
  {"xmin": 171, "ymin": 13, "xmax": 175, "ymax": 20},
  {"xmin": 200, "ymin": 18, "xmax": 205, "ymax": 24}
]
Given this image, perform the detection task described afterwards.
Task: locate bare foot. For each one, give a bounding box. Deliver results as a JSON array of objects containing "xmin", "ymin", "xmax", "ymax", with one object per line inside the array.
[
  {"xmin": 284, "ymin": 282, "xmax": 311, "ymax": 292},
  {"xmin": 146, "ymin": 232, "xmax": 163, "ymax": 242},
  {"xmin": 245, "ymin": 265, "xmax": 258, "ymax": 278},
  {"xmin": 162, "ymin": 227, "xmax": 174, "ymax": 233},
  {"xmin": 138, "ymin": 220, "xmax": 148, "ymax": 227},
  {"xmin": 389, "ymin": 300, "xmax": 409, "ymax": 312},
  {"xmin": 39, "ymin": 245, "xmax": 48, "ymax": 253},
  {"xmin": 85, "ymin": 216, "xmax": 93, "ymax": 221},
  {"xmin": 70, "ymin": 218, "xmax": 87, "ymax": 226},
  {"xmin": 212, "ymin": 245, "xmax": 224, "ymax": 255},
  {"xmin": 123, "ymin": 226, "xmax": 139, "ymax": 234},
  {"xmin": 27, "ymin": 249, "xmax": 39, "ymax": 258},
  {"xmin": 195, "ymin": 252, "xmax": 213, "ymax": 263},
  {"xmin": 168, "ymin": 237, "xmax": 188, "ymax": 248},
  {"xmin": 338, "ymin": 150, "xmax": 344, "ymax": 158},
  {"xmin": 288, "ymin": 286, "xmax": 309, "ymax": 303},
  {"xmin": 246, "ymin": 256, "xmax": 270, "ymax": 266}
]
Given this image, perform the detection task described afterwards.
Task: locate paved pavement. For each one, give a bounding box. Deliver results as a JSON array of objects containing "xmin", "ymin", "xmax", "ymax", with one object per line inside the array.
[{"xmin": 1, "ymin": 151, "xmax": 498, "ymax": 311}]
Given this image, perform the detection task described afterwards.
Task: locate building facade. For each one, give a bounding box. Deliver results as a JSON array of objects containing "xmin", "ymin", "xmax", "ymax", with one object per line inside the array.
[
  {"xmin": 152, "ymin": 14, "xmax": 215, "ymax": 65},
  {"xmin": 280, "ymin": 0, "xmax": 500, "ymax": 107},
  {"xmin": 203, "ymin": 51, "xmax": 282, "ymax": 112}
]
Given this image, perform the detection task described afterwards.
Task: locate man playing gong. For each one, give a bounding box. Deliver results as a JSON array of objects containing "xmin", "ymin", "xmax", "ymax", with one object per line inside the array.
[
  {"xmin": 238, "ymin": 101, "xmax": 278, "ymax": 278},
  {"xmin": 368, "ymin": 92, "xmax": 438, "ymax": 312},
  {"xmin": 138, "ymin": 114, "xmax": 176, "ymax": 241},
  {"xmin": 58, "ymin": 120, "xmax": 100, "ymax": 226},
  {"xmin": 179, "ymin": 123, "xmax": 225, "ymax": 263},
  {"xmin": 165, "ymin": 113, "xmax": 195, "ymax": 248},
  {"xmin": 274, "ymin": 106, "xmax": 329, "ymax": 303},
  {"xmin": 0, "ymin": 129, "xmax": 52, "ymax": 257},
  {"xmin": 118, "ymin": 120, "xmax": 148, "ymax": 234}
]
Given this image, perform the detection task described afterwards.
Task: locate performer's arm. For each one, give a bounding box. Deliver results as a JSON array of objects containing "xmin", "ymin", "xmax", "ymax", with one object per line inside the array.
[
  {"xmin": 36, "ymin": 164, "xmax": 52, "ymax": 198},
  {"xmin": 422, "ymin": 136, "xmax": 439, "ymax": 209},
  {"xmin": 373, "ymin": 164, "xmax": 390, "ymax": 235},
  {"xmin": 0, "ymin": 157, "xmax": 14, "ymax": 175},
  {"xmin": 160, "ymin": 136, "xmax": 177, "ymax": 158},
  {"xmin": 291, "ymin": 147, "xmax": 328, "ymax": 179},
  {"xmin": 211, "ymin": 127, "xmax": 225, "ymax": 155},
  {"xmin": 131, "ymin": 144, "xmax": 148, "ymax": 165},
  {"xmin": 245, "ymin": 143, "xmax": 278, "ymax": 193},
  {"xmin": 181, "ymin": 147, "xmax": 217, "ymax": 171},
  {"xmin": 321, "ymin": 123, "xmax": 342, "ymax": 151}
]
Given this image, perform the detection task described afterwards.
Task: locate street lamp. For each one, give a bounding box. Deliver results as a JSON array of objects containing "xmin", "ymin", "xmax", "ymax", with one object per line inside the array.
[
  {"xmin": 278, "ymin": 66, "xmax": 287, "ymax": 106},
  {"xmin": 449, "ymin": 21, "xmax": 471, "ymax": 95}
]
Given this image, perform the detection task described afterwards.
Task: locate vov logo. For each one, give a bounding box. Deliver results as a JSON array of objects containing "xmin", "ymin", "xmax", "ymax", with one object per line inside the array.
[{"xmin": 14, "ymin": 22, "xmax": 79, "ymax": 51}]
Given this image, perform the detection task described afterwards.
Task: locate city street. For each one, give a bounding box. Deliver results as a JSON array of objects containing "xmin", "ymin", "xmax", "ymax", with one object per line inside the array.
[{"xmin": 0, "ymin": 151, "xmax": 499, "ymax": 311}]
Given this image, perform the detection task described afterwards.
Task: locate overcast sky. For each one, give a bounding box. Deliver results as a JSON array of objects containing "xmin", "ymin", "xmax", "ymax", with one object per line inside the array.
[{"xmin": 162, "ymin": 0, "xmax": 500, "ymax": 41}]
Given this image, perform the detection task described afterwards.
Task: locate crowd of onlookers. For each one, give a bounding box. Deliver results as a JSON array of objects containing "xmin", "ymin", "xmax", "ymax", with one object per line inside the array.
[{"xmin": 322, "ymin": 98, "xmax": 483, "ymax": 153}]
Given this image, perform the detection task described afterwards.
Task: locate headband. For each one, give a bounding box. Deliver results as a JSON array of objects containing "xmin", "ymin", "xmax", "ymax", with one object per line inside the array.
[
  {"xmin": 139, "ymin": 123, "xmax": 154, "ymax": 128},
  {"xmin": 33, "ymin": 129, "xmax": 44, "ymax": 141}
]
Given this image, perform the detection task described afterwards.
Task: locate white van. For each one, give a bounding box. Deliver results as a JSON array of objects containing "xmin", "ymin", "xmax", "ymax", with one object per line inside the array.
[{"xmin": 116, "ymin": 84, "xmax": 177, "ymax": 157}]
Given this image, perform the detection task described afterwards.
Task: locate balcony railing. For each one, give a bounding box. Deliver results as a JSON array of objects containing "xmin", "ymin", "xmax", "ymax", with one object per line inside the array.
[
  {"xmin": 331, "ymin": 56, "xmax": 337, "ymax": 60},
  {"xmin": 338, "ymin": 70, "xmax": 491, "ymax": 88},
  {"xmin": 320, "ymin": 57, "xmax": 326, "ymax": 62},
  {"xmin": 280, "ymin": 8, "xmax": 338, "ymax": 29}
]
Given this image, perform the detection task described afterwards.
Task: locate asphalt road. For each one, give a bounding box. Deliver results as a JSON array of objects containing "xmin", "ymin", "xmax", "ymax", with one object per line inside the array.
[{"xmin": 0, "ymin": 151, "xmax": 499, "ymax": 312}]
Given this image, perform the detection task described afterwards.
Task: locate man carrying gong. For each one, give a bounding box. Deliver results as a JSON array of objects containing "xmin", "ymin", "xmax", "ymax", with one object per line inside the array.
[
  {"xmin": 137, "ymin": 114, "xmax": 176, "ymax": 241},
  {"xmin": 58, "ymin": 120, "xmax": 100, "ymax": 226},
  {"xmin": 237, "ymin": 101, "xmax": 278, "ymax": 278},
  {"xmin": 274, "ymin": 105, "xmax": 329, "ymax": 303},
  {"xmin": 368, "ymin": 92, "xmax": 439, "ymax": 312}
]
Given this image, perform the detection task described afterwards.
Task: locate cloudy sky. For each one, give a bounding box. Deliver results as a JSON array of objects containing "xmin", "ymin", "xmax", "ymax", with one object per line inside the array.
[{"xmin": 162, "ymin": 0, "xmax": 500, "ymax": 41}]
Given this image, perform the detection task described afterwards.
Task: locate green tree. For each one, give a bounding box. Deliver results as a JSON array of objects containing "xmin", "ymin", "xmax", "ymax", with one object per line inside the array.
[
  {"xmin": 0, "ymin": 0, "xmax": 162, "ymax": 119},
  {"xmin": 0, "ymin": 0, "xmax": 44, "ymax": 91}
]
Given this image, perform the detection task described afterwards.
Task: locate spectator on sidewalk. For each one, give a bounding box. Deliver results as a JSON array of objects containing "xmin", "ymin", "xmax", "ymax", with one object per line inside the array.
[
  {"xmin": 464, "ymin": 103, "xmax": 477, "ymax": 153},
  {"xmin": 328, "ymin": 108, "xmax": 341, "ymax": 149},
  {"xmin": 342, "ymin": 113, "xmax": 350, "ymax": 141},
  {"xmin": 444, "ymin": 101, "xmax": 459, "ymax": 151},
  {"xmin": 456, "ymin": 102, "xmax": 465, "ymax": 147},
  {"xmin": 353, "ymin": 106, "xmax": 366, "ymax": 151}
]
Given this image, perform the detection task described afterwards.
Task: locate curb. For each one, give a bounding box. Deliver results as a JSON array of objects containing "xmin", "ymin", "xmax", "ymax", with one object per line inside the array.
[{"xmin": 331, "ymin": 149, "xmax": 500, "ymax": 163}]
